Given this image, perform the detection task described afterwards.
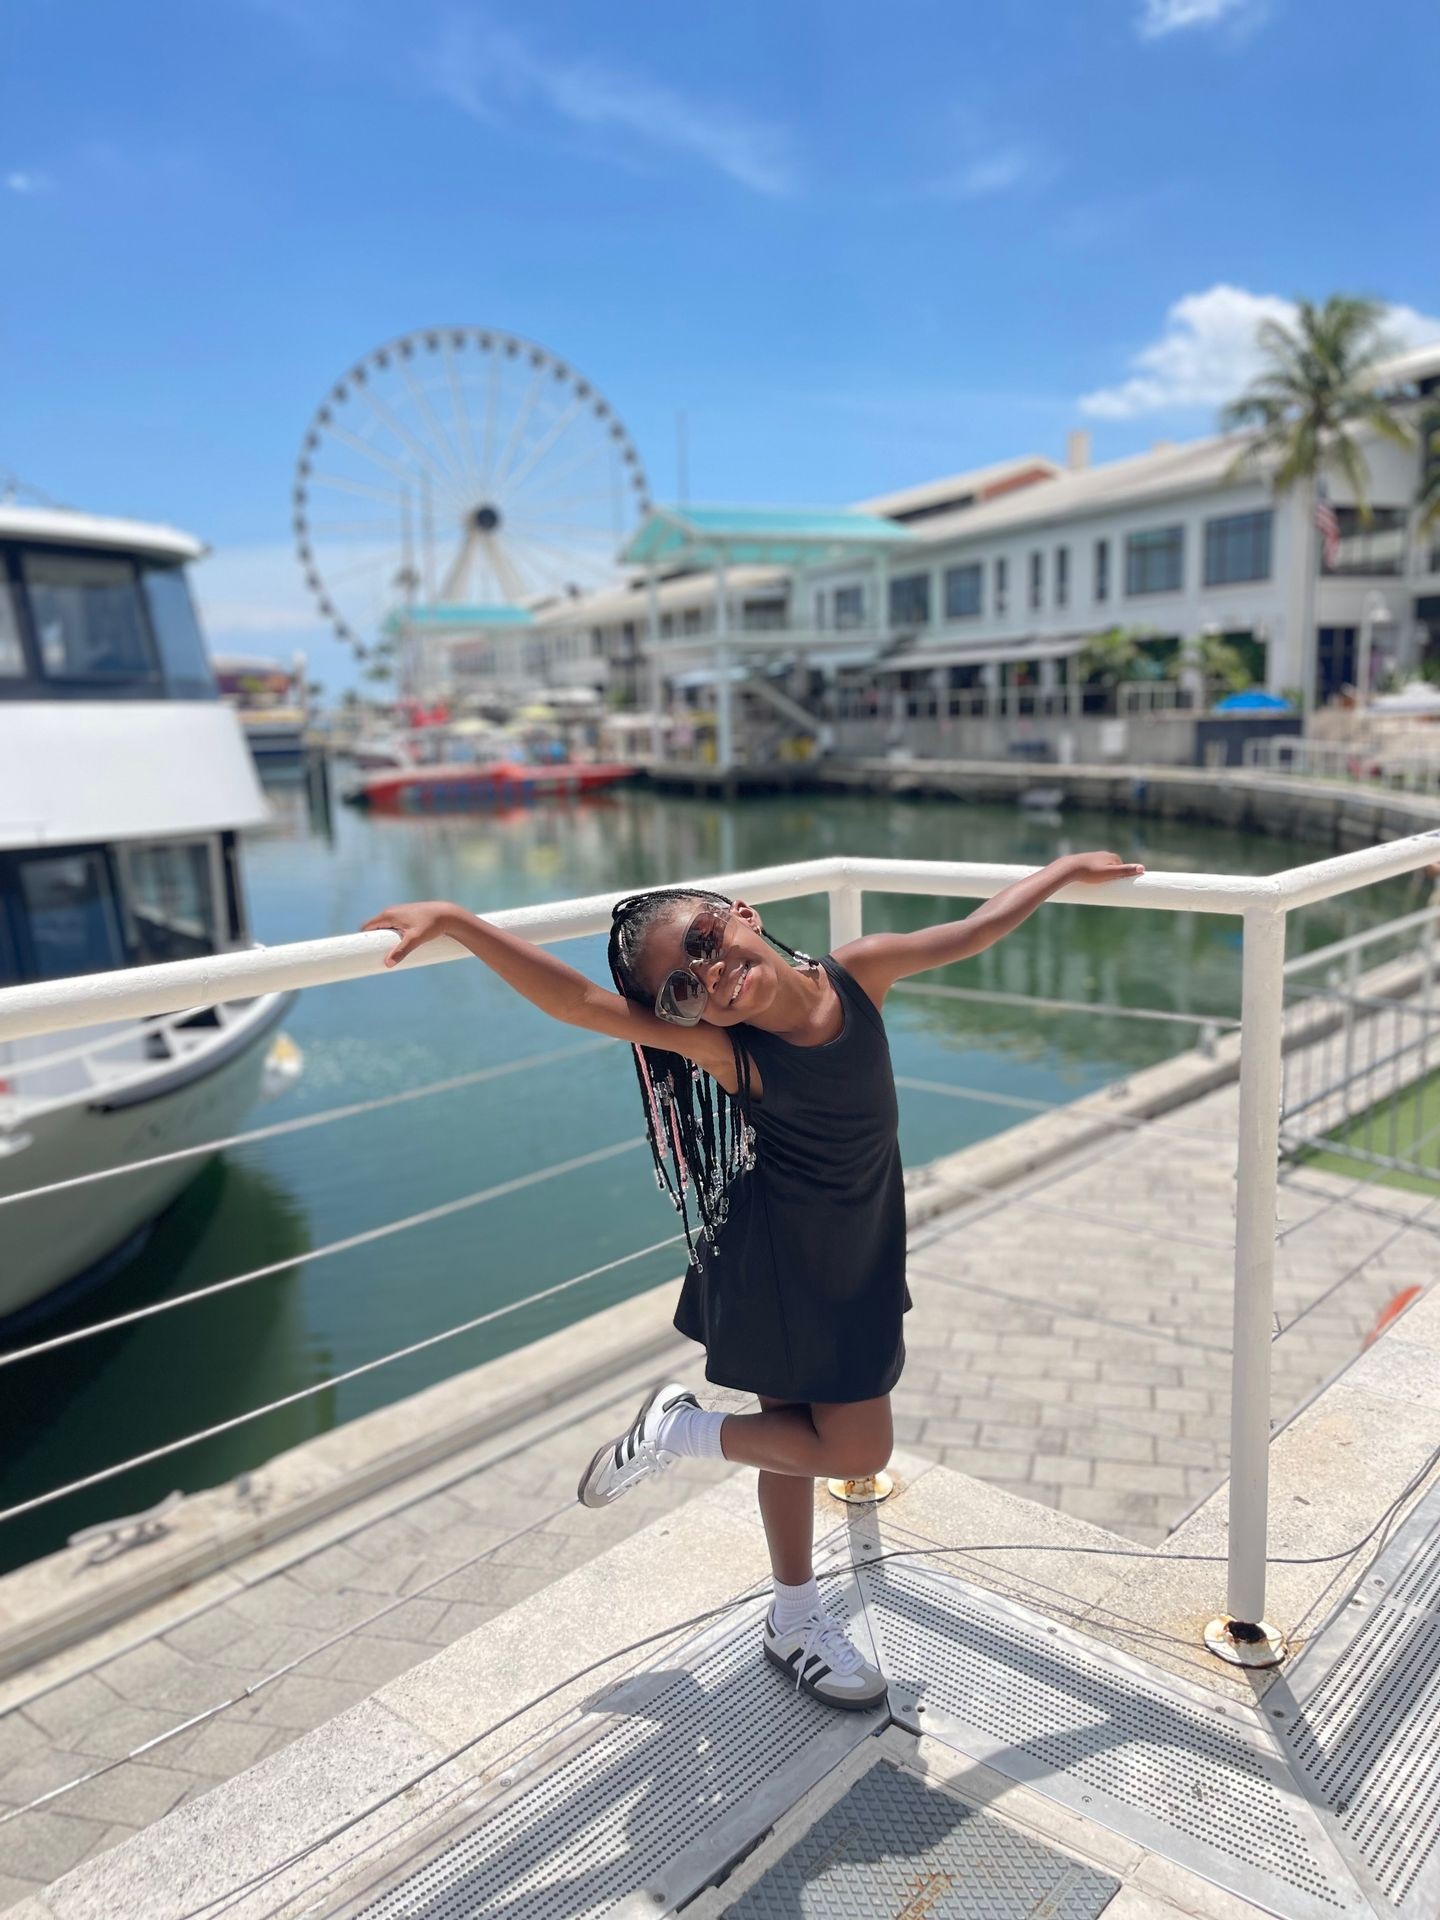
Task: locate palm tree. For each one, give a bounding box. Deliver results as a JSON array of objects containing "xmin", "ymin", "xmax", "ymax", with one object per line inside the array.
[
  {"xmin": 1077, "ymin": 626, "xmax": 1140, "ymax": 691},
  {"xmin": 1221, "ymin": 295, "xmax": 1414, "ymax": 721},
  {"xmin": 1178, "ymin": 631, "xmax": 1252, "ymax": 709}
]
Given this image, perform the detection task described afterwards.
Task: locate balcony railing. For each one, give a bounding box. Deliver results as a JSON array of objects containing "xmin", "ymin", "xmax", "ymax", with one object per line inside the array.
[{"xmin": 3, "ymin": 836, "xmax": 1439, "ymax": 1655}]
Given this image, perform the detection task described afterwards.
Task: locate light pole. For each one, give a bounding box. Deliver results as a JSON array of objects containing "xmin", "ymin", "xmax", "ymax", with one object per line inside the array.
[{"xmin": 1357, "ymin": 594, "xmax": 1394, "ymax": 711}]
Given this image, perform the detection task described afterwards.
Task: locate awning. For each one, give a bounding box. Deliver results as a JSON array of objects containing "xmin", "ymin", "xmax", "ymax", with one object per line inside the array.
[
  {"xmin": 669, "ymin": 664, "xmax": 751, "ymax": 689},
  {"xmin": 767, "ymin": 646, "xmax": 884, "ymax": 673},
  {"xmin": 880, "ymin": 634, "xmax": 1092, "ymax": 672},
  {"xmin": 620, "ymin": 503, "xmax": 917, "ymax": 571}
]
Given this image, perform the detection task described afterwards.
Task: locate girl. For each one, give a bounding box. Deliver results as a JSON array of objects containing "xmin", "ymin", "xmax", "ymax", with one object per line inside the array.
[{"xmin": 361, "ymin": 848, "xmax": 1143, "ymax": 1711}]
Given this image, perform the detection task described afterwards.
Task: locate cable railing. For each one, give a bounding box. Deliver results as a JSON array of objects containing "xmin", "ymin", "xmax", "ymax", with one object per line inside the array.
[{"xmin": 4, "ymin": 840, "xmax": 1440, "ymax": 1659}]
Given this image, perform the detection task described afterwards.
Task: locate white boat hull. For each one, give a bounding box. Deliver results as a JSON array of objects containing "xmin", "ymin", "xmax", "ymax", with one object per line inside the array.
[{"xmin": 0, "ymin": 994, "xmax": 295, "ymax": 1322}]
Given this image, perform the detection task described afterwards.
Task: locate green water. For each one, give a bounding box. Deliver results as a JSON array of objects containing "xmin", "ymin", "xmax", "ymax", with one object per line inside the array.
[{"xmin": 1, "ymin": 781, "xmax": 1422, "ymax": 1573}]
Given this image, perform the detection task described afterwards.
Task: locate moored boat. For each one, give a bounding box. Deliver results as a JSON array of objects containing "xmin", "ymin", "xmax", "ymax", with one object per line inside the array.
[
  {"xmin": 0, "ymin": 503, "xmax": 304, "ymax": 1324},
  {"xmin": 345, "ymin": 757, "xmax": 636, "ymax": 811}
]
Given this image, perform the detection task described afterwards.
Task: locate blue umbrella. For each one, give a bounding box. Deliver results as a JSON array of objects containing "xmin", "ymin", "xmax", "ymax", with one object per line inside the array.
[{"xmin": 1214, "ymin": 689, "xmax": 1292, "ymax": 712}]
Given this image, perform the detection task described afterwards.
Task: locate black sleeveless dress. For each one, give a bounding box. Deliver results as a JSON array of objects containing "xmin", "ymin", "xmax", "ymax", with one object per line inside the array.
[{"xmin": 671, "ymin": 951, "xmax": 912, "ymax": 1403}]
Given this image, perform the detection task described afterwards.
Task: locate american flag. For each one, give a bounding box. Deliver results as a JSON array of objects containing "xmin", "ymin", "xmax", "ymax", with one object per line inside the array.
[{"xmin": 1315, "ymin": 480, "xmax": 1341, "ymax": 570}]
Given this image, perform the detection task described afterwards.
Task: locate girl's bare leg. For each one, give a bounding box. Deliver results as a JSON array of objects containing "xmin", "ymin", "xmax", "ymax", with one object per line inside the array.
[
  {"xmin": 753, "ymin": 1394, "xmax": 816, "ymax": 1584},
  {"xmin": 720, "ymin": 1393, "xmax": 893, "ymax": 1483}
]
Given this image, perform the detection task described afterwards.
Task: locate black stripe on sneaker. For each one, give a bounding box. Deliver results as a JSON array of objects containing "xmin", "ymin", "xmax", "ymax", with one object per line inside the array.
[{"xmin": 806, "ymin": 1662, "xmax": 831, "ymax": 1684}]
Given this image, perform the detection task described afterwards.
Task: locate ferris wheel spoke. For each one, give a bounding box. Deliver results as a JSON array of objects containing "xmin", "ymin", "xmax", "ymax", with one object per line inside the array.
[
  {"xmin": 490, "ymin": 366, "xmax": 548, "ymax": 497},
  {"xmin": 505, "ymin": 509, "xmax": 621, "ymax": 541},
  {"xmin": 304, "ymin": 517, "xmax": 408, "ymax": 539},
  {"xmin": 398, "ymin": 361, "xmax": 473, "ymax": 490},
  {"xmin": 324, "ymin": 549, "xmax": 404, "ymax": 588},
  {"xmin": 355, "ymin": 382, "xmax": 465, "ymax": 492},
  {"xmin": 306, "ymin": 471, "xmax": 411, "ymax": 508},
  {"xmin": 322, "ymin": 422, "xmax": 436, "ymax": 492},
  {"xmin": 506, "ymin": 527, "xmax": 612, "ymax": 583},
  {"xmin": 442, "ymin": 337, "xmax": 483, "ymax": 485},
  {"xmin": 480, "ymin": 533, "xmax": 527, "ymax": 603},
  {"xmin": 479, "ymin": 350, "xmax": 502, "ymax": 489},
  {"xmin": 497, "ymin": 395, "xmax": 590, "ymax": 500},
  {"xmin": 505, "ymin": 433, "xmax": 605, "ymax": 509},
  {"xmin": 440, "ymin": 525, "xmax": 484, "ymax": 603}
]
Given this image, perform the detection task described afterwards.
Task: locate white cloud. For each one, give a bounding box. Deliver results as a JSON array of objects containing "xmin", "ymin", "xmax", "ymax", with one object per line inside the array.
[
  {"xmin": 943, "ymin": 146, "xmax": 1044, "ymax": 200},
  {"xmin": 418, "ymin": 17, "xmax": 796, "ymax": 197},
  {"xmin": 192, "ymin": 542, "xmax": 333, "ymax": 647},
  {"xmin": 5, "ymin": 170, "xmax": 52, "ymax": 194},
  {"xmin": 1136, "ymin": 0, "xmax": 1258, "ymax": 37},
  {"xmin": 1079, "ymin": 284, "xmax": 1440, "ymax": 420}
]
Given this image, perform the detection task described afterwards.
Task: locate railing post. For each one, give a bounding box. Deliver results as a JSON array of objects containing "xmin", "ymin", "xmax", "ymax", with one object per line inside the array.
[
  {"xmin": 1208, "ymin": 903, "xmax": 1287, "ymax": 1668},
  {"xmin": 829, "ymin": 882, "xmax": 863, "ymax": 951}
]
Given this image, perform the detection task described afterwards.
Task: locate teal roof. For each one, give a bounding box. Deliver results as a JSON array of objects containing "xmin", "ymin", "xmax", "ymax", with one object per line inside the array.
[
  {"xmin": 383, "ymin": 603, "xmax": 534, "ymax": 632},
  {"xmin": 619, "ymin": 504, "xmax": 917, "ymax": 569}
]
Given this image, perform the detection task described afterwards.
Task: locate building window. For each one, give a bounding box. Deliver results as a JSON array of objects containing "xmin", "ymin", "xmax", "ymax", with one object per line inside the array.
[
  {"xmin": 1324, "ymin": 507, "xmax": 1407, "ymax": 577},
  {"xmin": 1204, "ymin": 510, "xmax": 1272, "ymax": 586},
  {"xmin": 1029, "ymin": 551, "xmax": 1044, "ymax": 610},
  {"xmin": 994, "ymin": 557, "xmax": 1008, "ymax": 616},
  {"xmin": 1316, "ymin": 626, "xmax": 1358, "ymax": 702},
  {"xmin": 1125, "ymin": 525, "xmax": 1184, "ymax": 596},
  {"xmin": 943, "ymin": 563, "xmax": 982, "ymax": 620},
  {"xmin": 1055, "ymin": 547, "xmax": 1069, "ymax": 609},
  {"xmin": 834, "ymin": 585, "xmax": 864, "ymax": 629},
  {"xmin": 888, "ymin": 573, "xmax": 931, "ymax": 628},
  {"xmin": 1093, "ymin": 539, "xmax": 1110, "ymax": 603}
]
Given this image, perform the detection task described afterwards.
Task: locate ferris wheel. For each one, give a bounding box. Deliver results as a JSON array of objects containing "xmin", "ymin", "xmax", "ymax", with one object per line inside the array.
[{"xmin": 292, "ymin": 327, "xmax": 651, "ymax": 653}]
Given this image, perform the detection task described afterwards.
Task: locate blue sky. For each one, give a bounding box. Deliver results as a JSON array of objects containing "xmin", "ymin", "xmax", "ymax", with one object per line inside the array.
[{"xmin": 4, "ymin": 0, "xmax": 1438, "ymax": 690}]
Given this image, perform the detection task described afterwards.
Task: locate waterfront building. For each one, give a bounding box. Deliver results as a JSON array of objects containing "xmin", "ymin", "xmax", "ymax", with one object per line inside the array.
[{"xmin": 440, "ymin": 344, "xmax": 1440, "ymax": 765}]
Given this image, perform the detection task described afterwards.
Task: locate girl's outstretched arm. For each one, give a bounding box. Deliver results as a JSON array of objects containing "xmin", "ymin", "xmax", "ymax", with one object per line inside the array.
[
  {"xmin": 844, "ymin": 850, "xmax": 1144, "ymax": 992},
  {"xmin": 358, "ymin": 898, "xmax": 738, "ymax": 1080}
]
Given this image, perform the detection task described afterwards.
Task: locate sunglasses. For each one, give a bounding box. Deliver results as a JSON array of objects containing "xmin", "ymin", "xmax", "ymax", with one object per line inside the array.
[{"xmin": 654, "ymin": 901, "xmax": 739, "ymax": 1025}]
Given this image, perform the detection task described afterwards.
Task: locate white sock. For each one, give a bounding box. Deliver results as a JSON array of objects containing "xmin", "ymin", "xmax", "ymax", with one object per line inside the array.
[
  {"xmin": 771, "ymin": 1575, "xmax": 821, "ymax": 1632},
  {"xmin": 655, "ymin": 1401, "xmax": 728, "ymax": 1461}
]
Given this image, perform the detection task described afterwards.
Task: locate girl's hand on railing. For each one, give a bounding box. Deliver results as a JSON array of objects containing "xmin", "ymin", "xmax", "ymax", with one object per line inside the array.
[
  {"xmin": 1056, "ymin": 851, "xmax": 1146, "ymax": 884},
  {"xmin": 360, "ymin": 901, "xmax": 458, "ymax": 967}
]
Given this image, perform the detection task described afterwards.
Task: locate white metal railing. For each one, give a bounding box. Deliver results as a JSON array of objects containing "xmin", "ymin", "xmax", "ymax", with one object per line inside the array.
[
  {"xmin": 4, "ymin": 838, "xmax": 1440, "ymax": 1650},
  {"xmin": 1244, "ymin": 735, "xmax": 1440, "ymax": 793}
]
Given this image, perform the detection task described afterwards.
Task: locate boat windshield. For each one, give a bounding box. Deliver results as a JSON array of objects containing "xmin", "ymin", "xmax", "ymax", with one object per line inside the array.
[
  {"xmin": 14, "ymin": 851, "xmax": 128, "ymax": 982},
  {"xmin": 0, "ymin": 544, "xmax": 217, "ymax": 699}
]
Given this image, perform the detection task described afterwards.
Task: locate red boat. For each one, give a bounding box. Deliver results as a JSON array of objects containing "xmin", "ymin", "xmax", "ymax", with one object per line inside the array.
[{"xmin": 347, "ymin": 758, "xmax": 637, "ymax": 813}]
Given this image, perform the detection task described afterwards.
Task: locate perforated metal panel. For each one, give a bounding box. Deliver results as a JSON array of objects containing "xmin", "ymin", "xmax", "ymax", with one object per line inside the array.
[
  {"xmin": 349, "ymin": 1581, "xmax": 882, "ymax": 1920},
  {"xmin": 858, "ymin": 1541, "xmax": 1368, "ymax": 1920},
  {"xmin": 725, "ymin": 1758, "xmax": 1120, "ymax": 1919},
  {"xmin": 1280, "ymin": 1483, "xmax": 1440, "ymax": 1914}
]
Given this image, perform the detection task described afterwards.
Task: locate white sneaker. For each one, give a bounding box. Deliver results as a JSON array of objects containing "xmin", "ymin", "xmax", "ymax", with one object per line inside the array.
[
  {"xmin": 762, "ymin": 1604, "xmax": 889, "ymax": 1712},
  {"xmin": 576, "ymin": 1380, "xmax": 700, "ymax": 1509}
]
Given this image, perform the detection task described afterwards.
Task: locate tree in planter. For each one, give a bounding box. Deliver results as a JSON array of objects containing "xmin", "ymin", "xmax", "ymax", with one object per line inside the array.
[
  {"xmin": 1221, "ymin": 294, "xmax": 1413, "ymax": 721},
  {"xmin": 1076, "ymin": 627, "xmax": 1144, "ymax": 710},
  {"xmin": 1178, "ymin": 631, "xmax": 1253, "ymax": 709}
]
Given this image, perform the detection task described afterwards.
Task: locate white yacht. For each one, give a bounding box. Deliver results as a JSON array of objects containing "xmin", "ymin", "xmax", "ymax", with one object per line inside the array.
[{"xmin": 0, "ymin": 504, "xmax": 302, "ymax": 1324}]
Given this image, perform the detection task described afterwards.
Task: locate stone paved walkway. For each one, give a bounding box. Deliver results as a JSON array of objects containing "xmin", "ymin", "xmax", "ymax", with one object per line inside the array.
[{"xmin": 2, "ymin": 1029, "xmax": 1436, "ymax": 1907}]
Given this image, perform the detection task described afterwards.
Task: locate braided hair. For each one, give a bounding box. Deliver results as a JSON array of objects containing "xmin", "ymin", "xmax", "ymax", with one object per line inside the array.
[{"xmin": 607, "ymin": 887, "xmax": 819, "ymax": 1270}]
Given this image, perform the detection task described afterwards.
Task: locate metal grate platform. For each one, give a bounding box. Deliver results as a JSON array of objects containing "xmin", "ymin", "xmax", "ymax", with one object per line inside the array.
[
  {"xmin": 346, "ymin": 1566, "xmax": 883, "ymax": 1920},
  {"xmin": 858, "ymin": 1525, "xmax": 1368, "ymax": 1920},
  {"xmin": 724, "ymin": 1756, "xmax": 1121, "ymax": 1919},
  {"xmin": 1277, "ymin": 1484, "xmax": 1440, "ymax": 1915},
  {"xmin": 328, "ymin": 1502, "xmax": 1440, "ymax": 1920}
]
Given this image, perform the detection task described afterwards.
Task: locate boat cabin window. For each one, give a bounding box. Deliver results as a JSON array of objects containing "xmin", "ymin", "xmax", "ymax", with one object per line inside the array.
[
  {"xmin": 17, "ymin": 851, "xmax": 128, "ymax": 982},
  {"xmin": 118, "ymin": 840, "xmax": 223, "ymax": 965},
  {"xmin": 22, "ymin": 551, "xmax": 160, "ymax": 683},
  {"xmin": 142, "ymin": 565, "xmax": 216, "ymax": 699},
  {"xmin": 0, "ymin": 579, "xmax": 24, "ymax": 676}
]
